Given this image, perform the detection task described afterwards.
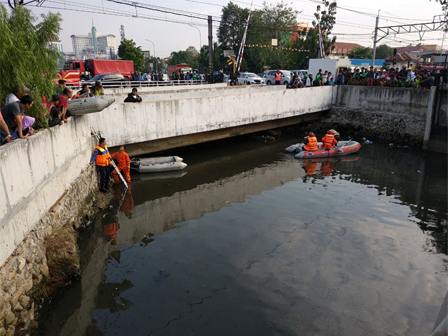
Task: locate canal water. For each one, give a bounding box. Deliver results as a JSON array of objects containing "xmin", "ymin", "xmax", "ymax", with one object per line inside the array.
[{"xmin": 37, "ymin": 134, "xmax": 447, "ymax": 336}]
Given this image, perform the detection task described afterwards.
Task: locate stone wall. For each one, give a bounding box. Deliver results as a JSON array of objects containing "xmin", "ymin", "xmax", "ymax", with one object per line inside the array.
[
  {"xmin": 323, "ymin": 86, "xmax": 431, "ymax": 144},
  {"xmin": 0, "ymin": 165, "xmax": 112, "ymax": 335}
]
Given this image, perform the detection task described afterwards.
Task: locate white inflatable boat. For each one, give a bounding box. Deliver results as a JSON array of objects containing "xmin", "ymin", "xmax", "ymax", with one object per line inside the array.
[
  {"xmin": 68, "ymin": 96, "xmax": 115, "ymax": 115},
  {"xmin": 130, "ymin": 156, "xmax": 187, "ymax": 173}
]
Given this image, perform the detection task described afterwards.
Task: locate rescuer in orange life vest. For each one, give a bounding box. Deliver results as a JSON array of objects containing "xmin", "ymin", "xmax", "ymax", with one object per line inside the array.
[
  {"xmin": 275, "ymin": 70, "xmax": 282, "ymax": 85},
  {"xmin": 111, "ymin": 146, "xmax": 131, "ymax": 184},
  {"xmin": 322, "ymin": 130, "xmax": 338, "ymax": 149},
  {"xmin": 104, "ymin": 222, "xmax": 118, "ymax": 241},
  {"xmin": 303, "ymin": 132, "xmax": 318, "ymax": 151},
  {"xmin": 90, "ymin": 137, "xmax": 112, "ymax": 193}
]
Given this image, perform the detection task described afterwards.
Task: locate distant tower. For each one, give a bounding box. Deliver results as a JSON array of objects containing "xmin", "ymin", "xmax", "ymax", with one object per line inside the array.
[
  {"xmin": 91, "ymin": 20, "xmax": 98, "ymax": 53},
  {"xmin": 120, "ymin": 25, "xmax": 125, "ymax": 41}
]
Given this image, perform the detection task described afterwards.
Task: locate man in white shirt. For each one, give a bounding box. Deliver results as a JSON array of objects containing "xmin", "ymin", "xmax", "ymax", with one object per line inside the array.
[{"xmin": 4, "ymin": 85, "xmax": 30, "ymax": 106}]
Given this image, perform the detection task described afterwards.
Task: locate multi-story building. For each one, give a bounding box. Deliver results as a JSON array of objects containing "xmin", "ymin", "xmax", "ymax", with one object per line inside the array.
[{"xmin": 71, "ymin": 23, "xmax": 116, "ymax": 60}]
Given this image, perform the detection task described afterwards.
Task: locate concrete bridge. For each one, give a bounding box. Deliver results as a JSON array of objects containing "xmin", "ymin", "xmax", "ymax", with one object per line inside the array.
[{"xmin": 87, "ymin": 84, "xmax": 336, "ymax": 155}]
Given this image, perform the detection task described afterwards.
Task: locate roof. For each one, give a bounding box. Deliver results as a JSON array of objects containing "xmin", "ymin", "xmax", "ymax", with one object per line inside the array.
[
  {"xmin": 396, "ymin": 46, "xmax": 428, "ymax": 54},
  {"xmin": 331, "ymin": 42, "xmax": 362, "ymax": 54},
  {"xmin": 385, "ymin": 52, "xmax": 420, "ymax": 62}
]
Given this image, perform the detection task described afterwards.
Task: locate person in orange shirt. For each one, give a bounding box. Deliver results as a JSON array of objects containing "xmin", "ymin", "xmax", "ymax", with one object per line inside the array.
[
  {"xmin": 321, "ymin": 130, "xmax": 338, "ymax": 149},
  {"xmin": 111, "ymin": 146, "xmax": 131, "ymax": 184}
]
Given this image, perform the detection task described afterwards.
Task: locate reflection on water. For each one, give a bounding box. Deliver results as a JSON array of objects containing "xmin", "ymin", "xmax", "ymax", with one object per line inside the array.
[{"xmin": 37, "ymin": 136, "xmax": 447, "ymax": 336}]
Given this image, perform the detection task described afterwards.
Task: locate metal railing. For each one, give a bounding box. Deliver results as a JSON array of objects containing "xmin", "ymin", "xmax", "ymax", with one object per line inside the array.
[{"xmin": 71, "ymin": 79, "xmax": 208, "ymax": 89}]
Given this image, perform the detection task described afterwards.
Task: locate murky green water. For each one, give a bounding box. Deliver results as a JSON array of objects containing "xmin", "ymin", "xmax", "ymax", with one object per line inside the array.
[{"xmin": 37, "ymin": 135, "xmax": 447, "ymax": 336}]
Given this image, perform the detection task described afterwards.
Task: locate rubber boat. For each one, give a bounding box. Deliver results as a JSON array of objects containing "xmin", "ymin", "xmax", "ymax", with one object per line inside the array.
[
  {"xmin": 130, "ymin": 156, "xmax": 187, "ymax": 173},
  {"xmin": 285, "ymin": 140, "xmax": 361, "ymax": 159},
  {"xmin": 68, "ymin": 96, "xmax": 115, "ymax": 116}
]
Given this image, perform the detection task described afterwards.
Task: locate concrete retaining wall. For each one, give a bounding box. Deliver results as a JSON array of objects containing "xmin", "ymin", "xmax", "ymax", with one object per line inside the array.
[
  {"xmin": 325, "ymin": 86, "xmax": 431, "ymax": 144},
  {"xmin": 0, "ymin": 117, "xmax": 94, "ymax": 267},
  {"xmin": 336, "ymin": 85, "xmax": 430, "ymax": 117},
  {"xmin": 88, "ymin": 85, "xmax": 337, "ymax": 149}
]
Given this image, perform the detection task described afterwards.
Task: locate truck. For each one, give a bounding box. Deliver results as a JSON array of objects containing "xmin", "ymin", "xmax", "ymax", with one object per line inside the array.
[
  {"xmin": 57, "ymin": 59, "xmax": 134, "ymax": 87},
  {"xmin": 167, "ymin": 64, "xmax": 192, "ymax": 76},
  {"xmin": 308, "ymin": 58, "xmax": 352, "ymax": 79}
]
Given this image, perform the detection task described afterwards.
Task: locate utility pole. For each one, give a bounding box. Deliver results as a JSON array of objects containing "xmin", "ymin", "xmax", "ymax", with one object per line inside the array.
[
  {"xmin": 372, "ymin": 10, "xmax": 380, "ymax": 67},
  {"xmin": 208, "ymin": 15, "xmax": 213, "ymax": 80}
]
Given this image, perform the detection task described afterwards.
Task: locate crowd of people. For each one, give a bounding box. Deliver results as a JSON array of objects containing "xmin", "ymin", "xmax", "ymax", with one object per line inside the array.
[
  {"xmin": 0, "ymin": 79, "xmax": 109, "ymax": 146},
  {"xmin": 334, "ymin": 64, "xmax": 437, "ymax": 88}
]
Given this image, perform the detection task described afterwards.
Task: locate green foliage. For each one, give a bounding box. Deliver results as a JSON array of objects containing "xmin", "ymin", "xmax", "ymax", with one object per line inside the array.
[
  {"xmin": 168, "ymin": 49, "xmax": 199, "ymax": 69},
  {"xmin": 289, "ymin": 0, "xmax": 337, "ymax": 69},
  {"xmin": 375, "ymin": 44, "xmax": 393, "ymax": 59},
  {"xmin": 118, "ymin": 38, "xmax": 145, "ymax": 72},
  {"xmin": 348, "ymin": 46, "xmax": 372, "ymax": 59},
  {"xmin": 0, "ymin": 5, "xmax": 62, "ymax": 128},
  {"xmin": 217, "ymin": 1, "xmax": 299, "ymax": 72},
  {"xmin": 144, "ymin": 56, "xmax": 164, "ymax": 72}
]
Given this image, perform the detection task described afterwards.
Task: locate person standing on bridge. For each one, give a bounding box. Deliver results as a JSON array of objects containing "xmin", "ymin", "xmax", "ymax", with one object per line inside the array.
[
  {"xmin": 275, "ymin": 70, "xmax": 282, "ymax": 85},
  {"xmin": 90, "ymin": 137, "xmax": 112, "ymax": 193}
]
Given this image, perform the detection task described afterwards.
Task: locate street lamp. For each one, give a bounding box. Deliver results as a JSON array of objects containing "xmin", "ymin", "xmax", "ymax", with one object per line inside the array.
[
  {"xmin": 189, "ymin": 24, "xmax": 202, "ymax": 53},
  {"xmin": 145, "ymin": 39, "xmax": 156, "ymax": 71}
]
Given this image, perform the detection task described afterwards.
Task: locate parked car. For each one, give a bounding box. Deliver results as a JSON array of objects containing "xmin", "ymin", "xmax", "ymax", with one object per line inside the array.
[
  {"xmin": 84, "ymin": 73, "xmax": 130, "ymax": 88},
  {"xmin": 291, "ymin": 69, "xmax": 308, "ymax": 80},
  {"xmin": 237, "ymin": 72, "xmax": 264, "ymax": 85},
  {"xmin": 264, "ymin": 70, "xmax": 291, "ymax": 85}
]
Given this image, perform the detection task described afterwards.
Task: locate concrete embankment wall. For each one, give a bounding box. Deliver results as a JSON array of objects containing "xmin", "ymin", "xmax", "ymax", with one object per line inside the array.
[
  {"xmin": 88, "ymin": 85, "xmax": 337, "ymax": 155},
  {"xmin": 326, "ymin": 86, "xmax": 431, "ymax": 144},
  {"xmin": 0, "ymin": 117, "xmax": 100, "ymax": 334}
]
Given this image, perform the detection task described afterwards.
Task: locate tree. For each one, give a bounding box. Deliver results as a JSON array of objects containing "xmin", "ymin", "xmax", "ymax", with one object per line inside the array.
[
  {"xmin": 168, "ymin": 49, "xmax": 199, "ymax": 69},
  {"xmin": 0, "ymin": 5, "xmax": 62, "ymax": 128},
  {"xmin": 118, "ymin": 38, "xmax": 145, "ymax": 72},
  {"xmin": 290, "ymin": 0, "xmax": 337, "ymax": 69},
  {"xmin": 348, "ymin": 46, "xmax": 373, "ymax": 59},
  {"xmin": 375, "ymin": 44, "xmax": 393, "ymax": 59}
]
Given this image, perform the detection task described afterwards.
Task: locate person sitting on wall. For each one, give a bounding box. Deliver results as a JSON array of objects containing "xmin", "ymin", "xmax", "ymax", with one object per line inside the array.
[
  {"xmin": 55, "ymin": 79, "xmax": 66, "ymax": 95},
  {"xmin": 59, "ymin": 87, "xmax": 73, "ymax": 121},
  {"xmin": 91, "ymin": 81, "xmax": 104, "ymax": 96},
  {"xmin": 73, "ymin": 84, "xmax": 92, "ymax": 99},
  {"xmin": 303, "ymin": 132, "xmax": 318, "ymax": 151},
  {"xmin": 0, "ymin": 110, "xmax": 13, "ymax": 145},
  {"xmin": 321, "ymin": 130, "xmax": 338, "ymax": 149},
  {"xmin": 5, "ymin": 85, "xmax": 31, "ymax": 106},
  {"xmin": 124, "ymin": 88, "xmax": 142, "ymax": 103},
  {"xmin": 1, "ymin": 95, "xmax": 34, "ymax": 140},
  {"xmin": 47, "ymin": 95, "xmax": 64, "ymax": 127},
  {"xmin": 90, "ymin": 137, "xmax": 112, "ymax": 193}
]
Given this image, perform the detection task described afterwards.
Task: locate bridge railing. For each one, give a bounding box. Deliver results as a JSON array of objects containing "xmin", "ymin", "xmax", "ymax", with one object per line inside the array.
[{"xmin": 71, "ymin": 80, "xmax": 208, "ymax": 90}]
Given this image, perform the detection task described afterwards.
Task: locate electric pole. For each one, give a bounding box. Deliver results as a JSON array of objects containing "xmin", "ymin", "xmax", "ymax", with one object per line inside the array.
[
  {"xmin": 208, "ymin": 16, "xmax": 213, "ymax": 80},
  {"xmin": 372, "ymin": 10, "xmax": 380, "ymax": 67}
]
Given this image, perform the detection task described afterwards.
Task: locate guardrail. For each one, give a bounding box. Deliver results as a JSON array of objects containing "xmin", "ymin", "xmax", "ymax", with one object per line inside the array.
[{"xmin": 71, "ymin": 79, "xmax": 208, "ymax": 89}]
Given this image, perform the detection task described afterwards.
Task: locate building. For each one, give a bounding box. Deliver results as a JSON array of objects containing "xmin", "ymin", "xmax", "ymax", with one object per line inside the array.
[
  {"xmin": 329, "ymin": 42, "xmax": 362, "ymax": 59},
  {"xmin": 50, "ymin": 41, "xmax": 63, "ymax": 53},
  {"xmin": 71, "ymin": 23, "xmax": 116, "ymax": 60},
  {"xmin": 289, "ymin": 21, "xmax": 311, "ymax": 42},
  {"xmin": 385, "ymin": 52, "xmax": 421, "ymax": 68}
]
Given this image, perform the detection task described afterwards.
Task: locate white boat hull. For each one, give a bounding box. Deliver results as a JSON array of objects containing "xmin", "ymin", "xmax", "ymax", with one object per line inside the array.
[
  {"xmin": 130, "ymin": 156, "xmax": 187, "ymax": 173},
  {"xmin": 68, "ymin": 96, "xmax": 115, "ymax": 115}
]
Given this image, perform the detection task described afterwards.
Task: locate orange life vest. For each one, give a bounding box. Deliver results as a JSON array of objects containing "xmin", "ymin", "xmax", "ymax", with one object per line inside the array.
[
  {"xmin": 104, "ymin": 222, "xmax": 118, "ymax": 239},
  {"xmin": 321, "ymin": 134, "xmax": 336, "ymax": 149},
  {"xmin": 304, "ymin": 162, "xmax": 317, "ymax": 176},
  {"xmin": 275, "ymin": 72, "xmax": 282, "ymax": 81},
  {"xmin": 94, "ymin": 145, "xmax": 111, "ymax": 167},
  {"xmin": 304, "ymin": 136, "xmax": 318, "ymax": 151}
]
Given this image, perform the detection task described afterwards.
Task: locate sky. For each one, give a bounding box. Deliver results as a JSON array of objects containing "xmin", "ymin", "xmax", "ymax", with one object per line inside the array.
[{"xmin": 4, "ymin": 0, "xmax": 446, "ymax": 58}]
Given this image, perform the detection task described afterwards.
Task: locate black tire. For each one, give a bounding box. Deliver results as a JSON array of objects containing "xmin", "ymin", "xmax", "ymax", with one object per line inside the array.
[{"xmin": 267, "ymin": 81, "xmax": 271, "ymax": 85}]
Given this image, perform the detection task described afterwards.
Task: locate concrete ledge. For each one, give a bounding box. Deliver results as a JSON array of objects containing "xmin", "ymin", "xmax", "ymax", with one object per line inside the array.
[{"xmin": 0, "ymin": 117, "xmax": 95, "ymax": 267}]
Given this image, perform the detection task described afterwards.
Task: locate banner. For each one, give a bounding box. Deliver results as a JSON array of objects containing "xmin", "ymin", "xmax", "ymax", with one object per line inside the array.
[{"xmin": 229, "ymin": 42, "xmax": 309, "ymax": 52}]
